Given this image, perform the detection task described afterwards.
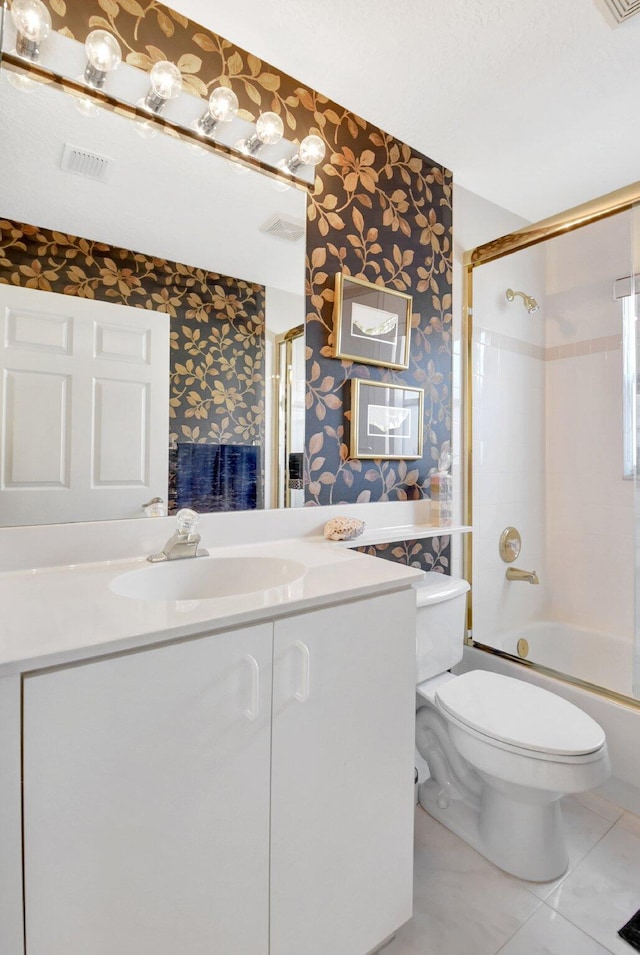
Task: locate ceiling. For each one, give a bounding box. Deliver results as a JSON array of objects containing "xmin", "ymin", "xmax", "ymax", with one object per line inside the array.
[{"xmin": 169, "ymin": 0, "xmax": 640, "ymax": 223}]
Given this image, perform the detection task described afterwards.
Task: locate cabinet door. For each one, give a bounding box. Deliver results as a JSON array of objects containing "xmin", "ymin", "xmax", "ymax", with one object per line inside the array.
[
  {"xmin": 23, "ymin": 623, "xmax": 272, "ymax": 955},
  {"xmin": 271, "ymin": 590, "xmax": 416, "ymax": 955}
]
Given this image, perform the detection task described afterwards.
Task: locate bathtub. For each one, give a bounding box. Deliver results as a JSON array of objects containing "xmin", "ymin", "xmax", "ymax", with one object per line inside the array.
[
  {"xmin": 458, "ymin": 629, "xmax": 640, "ymax": 816},
  {"xmin": 484, "ymin": 621, "xmax": 635, "ymax": 700}
]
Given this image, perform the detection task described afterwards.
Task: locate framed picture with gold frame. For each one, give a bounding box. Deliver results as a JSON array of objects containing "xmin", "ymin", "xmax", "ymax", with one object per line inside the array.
[
  {"xmin": 350, "ymin": 379, "xmax": 424, "ymax": 460},
  {"xmin": 332, "ymin": 273, "xmax": 413, "ymax": 370}
]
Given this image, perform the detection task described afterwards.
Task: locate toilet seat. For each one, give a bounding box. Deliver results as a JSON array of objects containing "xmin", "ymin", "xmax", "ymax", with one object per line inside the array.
[{"xmin": 435, "ymin": 670, "xmax": 606, "ymax": 759}]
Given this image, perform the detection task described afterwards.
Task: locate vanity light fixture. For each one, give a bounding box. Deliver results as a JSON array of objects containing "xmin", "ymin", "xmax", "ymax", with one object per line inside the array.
[
  {"xmin": 144, "ymin": 60, "xmax": 183, "ymax": 114},
  {"xmin": 239, "ymin": 110, "xmax": 284, "ymax": 155},
  {"xmin": 196, "ymin": 86, "xmax": 239, "ymax": 137},
  {"xmin": 10, "ymin": 0, "xmax": 52, "ymax": 62},
  {"xmin": 84, "ymin": 30, "xmax": 122, "ymax": 89},
  {"xmin": 284, "ymin": 134, "xmax": 326, "ymax": 173}
]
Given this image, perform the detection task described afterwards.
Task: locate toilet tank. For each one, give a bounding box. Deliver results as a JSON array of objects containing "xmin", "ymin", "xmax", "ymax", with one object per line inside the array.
[{"xmin": 415, "ymin": 573, "xmax": 471, "ymax": 683}]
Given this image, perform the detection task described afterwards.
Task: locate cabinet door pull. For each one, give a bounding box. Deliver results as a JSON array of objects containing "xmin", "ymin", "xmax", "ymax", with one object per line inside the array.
[
  {"xmin": 294, "ymin": 641, "xmax": 310, "ymax": 703},
  {"xmin": 243, "ymin": 654, "xmax": 260, "ymax": 721}
]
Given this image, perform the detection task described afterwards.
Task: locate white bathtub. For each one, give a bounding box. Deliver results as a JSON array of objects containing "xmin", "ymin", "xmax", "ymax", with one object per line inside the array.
[
  {"xmin": 485, "ymin": 620, "xmax": 635, "ymax": 700},
  {"xmin": 459, "ymin": 637, "xmax": 640, "ymax": 816}
]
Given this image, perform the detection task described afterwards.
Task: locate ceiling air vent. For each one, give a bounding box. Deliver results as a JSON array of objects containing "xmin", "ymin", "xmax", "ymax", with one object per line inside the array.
[
  {"xmin": 60, "ymin": 144, "xmax": 114, "ymax": 183},
  {"xmin": 593, "ymin": 0, "xmax": 640, "ymax": 25},
  {"xmin": 260, "ymin": 214, "xmax": 305, "ymax": 242}
]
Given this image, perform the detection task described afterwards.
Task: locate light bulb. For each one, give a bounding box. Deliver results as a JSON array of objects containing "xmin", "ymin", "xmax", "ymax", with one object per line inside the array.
[
  {"xmin": 209, "ymin": 87, "xmax": 238, "ymax": 123},
  {"xmin": 11, "ymin": 0, "xmax": 51, "ymax": 61},
  {"xmin": 241, "ymin": 111, "xmax": 284, "ymax": 156},
  {"xmin": 196, "ymin": 86, "xmax": 238, "ymax": 137},
  {"xmin": 255, "ymin": 111, "xmax": 283, "ymax": 145},
  {"xmin": 84, "ymin": 30, "xmax": 121, "ymax": 89},
  {"xmin": 145, "ymin": 60, "xmax": 182, "ymax": 113},
  {"xmin": 285, "ymin": 133, "xmax": 326, "ymax": 173},
  {"xmin": 298, "ymin": 134, "xmax": 326, "ymax": 166}
]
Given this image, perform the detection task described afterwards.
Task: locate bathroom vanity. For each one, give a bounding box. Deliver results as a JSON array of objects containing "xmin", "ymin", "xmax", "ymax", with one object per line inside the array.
[{"xmin": 0, "ymin": 536, "xmax": 422, "ymax": 955}]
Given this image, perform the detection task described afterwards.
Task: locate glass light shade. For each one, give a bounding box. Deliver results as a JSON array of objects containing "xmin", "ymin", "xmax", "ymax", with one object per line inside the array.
[
  {"xmin": 11, "ymin": 0, "xmax": 51, "ymax": 43},
  {"xmin": 298, "ymin": 134, "xmax": 326, "ymax": 166},
  {"xmin": 85, "ymin": 30, "xmax": 122, "ymax": 73},
  {"xmin": 209, "ymin": 86, "xmax": 239, "ymax": 123},
  {"xmin": 149, "ymin": 60, "xmax": 182, "ymax": 101},
  {"xmin": 256, "ymin": 111, "xmax": 284, "ymax": 146}
]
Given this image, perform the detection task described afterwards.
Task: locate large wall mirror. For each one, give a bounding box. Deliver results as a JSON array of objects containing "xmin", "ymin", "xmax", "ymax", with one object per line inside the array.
[{"xmin": 0, "ymin": 58, "xmax": 306, "ymax": 526}]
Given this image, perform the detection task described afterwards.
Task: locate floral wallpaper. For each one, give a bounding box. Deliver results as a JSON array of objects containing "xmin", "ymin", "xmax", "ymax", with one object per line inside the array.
[
  {"xmin": 12, "ymin": 0, "xmax": 453, "ymax": 573},
  {"xmin": 356, "ymin": 536, "xmax": 451, "ymax": 574},
  {"xmin": 0, "ymin": 218, "xmax": 266, "ymax": 510}
]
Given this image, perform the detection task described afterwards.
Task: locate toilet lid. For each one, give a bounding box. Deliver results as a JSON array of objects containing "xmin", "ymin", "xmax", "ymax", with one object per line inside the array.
[{"xmin": 435, "ymin": 671, "xmax": 606, "ymax": 756}]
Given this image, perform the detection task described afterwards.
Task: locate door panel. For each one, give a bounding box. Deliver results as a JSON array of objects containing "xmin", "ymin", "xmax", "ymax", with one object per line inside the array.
[
  {"xmin": 23, "ymin": 624, "xmax": 273, "ymax": 955},
  {"xmin": 271, "ymin": 591, "xmax": 416, "ymax": 955},
  {"xmin": 0, "ymin": 285, "xmax": 169, "ymax": 524}
]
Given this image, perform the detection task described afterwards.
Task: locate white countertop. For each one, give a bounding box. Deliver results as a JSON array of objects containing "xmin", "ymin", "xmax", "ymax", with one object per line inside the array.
[{"xmin": 0, "ymin": 538, "xmax": 423, "ymax": 676}]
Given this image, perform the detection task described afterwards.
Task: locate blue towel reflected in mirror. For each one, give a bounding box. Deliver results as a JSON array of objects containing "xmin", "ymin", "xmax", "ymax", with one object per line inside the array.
[{"xmin": 175, "ymin": 443, "xmax": 260, "ymax": 512}]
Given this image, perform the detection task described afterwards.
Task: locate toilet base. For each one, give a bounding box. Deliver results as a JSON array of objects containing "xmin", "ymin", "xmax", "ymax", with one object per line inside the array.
[{"xmin": 418, "ymin": 777, "xmax": 569, "ymax": 882}]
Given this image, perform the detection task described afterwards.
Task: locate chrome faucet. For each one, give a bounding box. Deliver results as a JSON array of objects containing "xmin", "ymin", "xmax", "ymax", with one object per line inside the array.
[
  {"xmin": 506, "ymin": 567, "xmax": 539, "ymax": 585},
  {"xmin": 148, "ymin": 508, "xmax": 209, "ymax": 563}
]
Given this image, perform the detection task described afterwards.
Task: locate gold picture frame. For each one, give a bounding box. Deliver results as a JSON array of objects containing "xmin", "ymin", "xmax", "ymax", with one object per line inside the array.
[
  {"xmin": 332, "ymin": 274, "xmax": 413, "ymax": 370},
  {"xmin": 350, "ymin": 379, "xmax": 424, "ymax": 460}
]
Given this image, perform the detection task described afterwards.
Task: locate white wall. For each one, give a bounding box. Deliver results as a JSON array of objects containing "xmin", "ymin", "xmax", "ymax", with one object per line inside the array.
[
  {"xmin": 452, "ymin": 185, "xmax": 529, "ymax": 582},
  {"xmin": 452, "ymin": 183, "xmax": 539, "ymax": 618},
  {"xmin": 469, "ymin": 242, "xmax": 548, "ymax": 642}
]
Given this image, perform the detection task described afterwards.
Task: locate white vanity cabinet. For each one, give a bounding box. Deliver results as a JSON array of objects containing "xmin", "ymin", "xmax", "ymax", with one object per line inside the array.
[
  {"xmin": 22, "ymin": 622, "xmax": 274, "ymax": 955},
  {"xmin": 271, "ymin": 591, "xmax": 416, "ymax": 955},
  {"xmin": 18, "ymin": 588, "xmax": 416, "ymax": 955}
]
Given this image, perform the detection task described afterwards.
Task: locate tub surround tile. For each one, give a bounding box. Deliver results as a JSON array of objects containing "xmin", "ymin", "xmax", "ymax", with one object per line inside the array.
[
  {"xmin": 546, "ymin": 823, "xmax": 640, "ymax": 955},
  {"xmin": 496, "ymin": 905, "xmax": 612, "ymax": 955}
]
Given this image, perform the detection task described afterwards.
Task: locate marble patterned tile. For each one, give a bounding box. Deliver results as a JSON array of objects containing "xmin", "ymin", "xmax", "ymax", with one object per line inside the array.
[
  {"xmin": 617, "ymin": 811, "xmax": 640, "ymax": 839},
  {"xmin": 384, "ymin": 809, "xmax": 541, "ymax": 955},
  {"xmin": 547, "ymin": 824, "xmax": 640, "ymax": 955},
  {"xmin": 497, "ymin": 905, "xmax": 612, "ymax": 954},
  {"xmin": 517, "ymin": 797, "xmax": 616, "ymax": 901},
  {"xmin": 569, "ymin": 791, "xmax": 625, "ymax": 824}
]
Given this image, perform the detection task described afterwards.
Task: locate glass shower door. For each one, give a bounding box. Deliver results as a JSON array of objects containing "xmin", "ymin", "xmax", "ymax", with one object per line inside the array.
[{"xmin": 468, "ymin": 204, "xmax": 639, "ymax": 702}]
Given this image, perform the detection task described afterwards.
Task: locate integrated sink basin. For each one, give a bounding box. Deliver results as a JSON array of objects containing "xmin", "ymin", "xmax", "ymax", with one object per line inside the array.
[{"xmin": 110, "ymin": 556, "xmax": 307, "ymax": 602}]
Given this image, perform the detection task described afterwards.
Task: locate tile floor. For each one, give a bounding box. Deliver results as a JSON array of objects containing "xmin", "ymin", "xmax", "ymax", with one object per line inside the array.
[{"xmin": 383, "ymin": 791, "xmax": 640, "ymax": 955}]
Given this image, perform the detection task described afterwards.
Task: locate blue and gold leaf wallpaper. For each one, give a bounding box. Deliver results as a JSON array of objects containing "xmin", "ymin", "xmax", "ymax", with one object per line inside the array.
[{"xmin": 7, "ymin": 0, "xmax": 453, "ymax": 573}]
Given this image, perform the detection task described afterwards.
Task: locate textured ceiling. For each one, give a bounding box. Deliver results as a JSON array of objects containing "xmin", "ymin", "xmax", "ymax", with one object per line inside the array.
[{"xmin": 169, "ymin": 0, "xmax": 640, "ymax": 222}]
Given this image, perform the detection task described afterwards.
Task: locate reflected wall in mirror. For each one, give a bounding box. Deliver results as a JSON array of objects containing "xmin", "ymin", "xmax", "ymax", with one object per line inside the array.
[{"xmin": 0, "ymin": 72, "xmax": 306, "ymax": 526}]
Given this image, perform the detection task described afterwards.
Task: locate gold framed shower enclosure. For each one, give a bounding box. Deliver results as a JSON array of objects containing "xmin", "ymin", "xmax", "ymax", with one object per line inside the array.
[{"xmin": 462, "ymin": 178, "xmax": 640, "ymax": 710}]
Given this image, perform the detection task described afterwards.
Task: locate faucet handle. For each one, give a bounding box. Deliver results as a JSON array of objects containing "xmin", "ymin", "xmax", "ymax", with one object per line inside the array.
[{"xmin": 176, "ymin": 508, "xmax": 200, "ymax": 534}]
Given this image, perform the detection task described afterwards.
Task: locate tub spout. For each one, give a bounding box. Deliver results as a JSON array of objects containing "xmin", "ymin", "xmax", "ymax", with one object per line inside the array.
[{"xmin": 506, "ymin": 567, "xmax": 539, "ymax": 584}]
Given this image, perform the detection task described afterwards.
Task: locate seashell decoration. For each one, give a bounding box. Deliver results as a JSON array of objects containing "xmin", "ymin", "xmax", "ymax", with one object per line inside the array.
[{"xmin": 323, "ymin": 516, "xmax": 366, "ymax": 541}]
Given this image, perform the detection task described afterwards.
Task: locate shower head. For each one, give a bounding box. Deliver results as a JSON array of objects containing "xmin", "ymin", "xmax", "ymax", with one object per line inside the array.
[{"xmin": 506, "ymin": 288, "xmax": 540, "ymax": 314}]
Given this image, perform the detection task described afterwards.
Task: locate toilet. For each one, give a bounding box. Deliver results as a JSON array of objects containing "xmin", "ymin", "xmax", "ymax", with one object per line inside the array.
[{"xmin": 414, "ymin": 573, "xmax": 610, "ymax": 882}]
